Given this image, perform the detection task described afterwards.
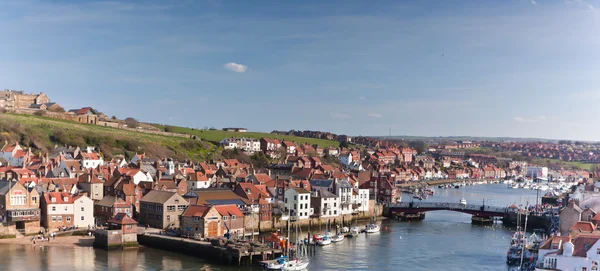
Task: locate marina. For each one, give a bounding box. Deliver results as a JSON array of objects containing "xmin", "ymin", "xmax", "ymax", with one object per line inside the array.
[{"xmin": 0, "ymin": 183, "xmax": 560, "ymax": 270}]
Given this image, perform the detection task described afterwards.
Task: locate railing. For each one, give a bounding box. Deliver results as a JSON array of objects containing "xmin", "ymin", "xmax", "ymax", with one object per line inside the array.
[{"xmin": 388, "ymin": 202, "xmax": 508, "ymax": 214}]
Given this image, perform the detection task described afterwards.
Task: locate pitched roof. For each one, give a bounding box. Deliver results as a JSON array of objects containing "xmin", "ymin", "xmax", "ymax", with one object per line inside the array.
[
  {"xmin": 43, "ymin": 192, "xmax": 75, "ymax": 204},
  {"xmin": 182, "ymin": 204, "xmax": 213, "ymax": 217},
  {"xmin": 140, "ymin": 190, "xmax": 178, "ymax": 204},
  {"xmin": 571, "ymin": 235, "xmax": 600, "ymax": 257},
  {"xmin": 214, "ymin": 204, "xmax": 244, "ymax": 217},
  {"xmin": 95, "ymin": 196, "xmax": 129, "ymax": 208},
  {"xmin": 108, "ymin": 213, "xmax": 137, "ymax": 225},
  {"xmin": 539, "ymin": 235, "xmax": 571, "ymax": 250},
  {"xmin": 314, "ymin": 190, "xmax": 336, "ymax": 198},
  {"xmin": 289, "ymin": 187, "xmax": 310, "ymax": 194},
  {"xmin": 194, "ymin": 189, "xmax": 251, "ymax": 205},
  {"xmin": 570, "ymin": 221, "xmax": 596, "ymax": 232}
]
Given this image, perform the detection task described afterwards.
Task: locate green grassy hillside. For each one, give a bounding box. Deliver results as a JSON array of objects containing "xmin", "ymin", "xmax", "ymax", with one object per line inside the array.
[
  {"xmin": 152, "ymin": 124, "xmax": 339, "ymax": 147},
  {"xmin": 0, "ymin": 114, "xmax": 212, "ymax": 160}
]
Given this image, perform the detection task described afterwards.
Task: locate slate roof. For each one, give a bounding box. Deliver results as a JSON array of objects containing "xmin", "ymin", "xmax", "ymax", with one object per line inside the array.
[
  {"xmin": 314, "ymin": 190, "xmax": 337, "ymax": 198},
  {"xmin": 310, "ymin": 179, "xmax": 333, "ymax": 188}
]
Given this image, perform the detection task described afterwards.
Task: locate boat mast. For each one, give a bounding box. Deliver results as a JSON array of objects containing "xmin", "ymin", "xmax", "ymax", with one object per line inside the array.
[{"xmin": 519, "ymin": 204, "xmax": 529, "ymax": 268}]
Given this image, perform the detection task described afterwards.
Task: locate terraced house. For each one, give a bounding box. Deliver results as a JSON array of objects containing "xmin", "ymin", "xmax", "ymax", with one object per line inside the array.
[{"xmin": 0, "ymin": 181, "xmax": 41, "ymax": 235}]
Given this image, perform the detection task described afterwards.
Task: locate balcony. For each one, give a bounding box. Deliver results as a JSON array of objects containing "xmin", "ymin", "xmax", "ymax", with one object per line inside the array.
[{"xmin": 7, "ymin": 209, "xmax": 40, "ymax": 222}]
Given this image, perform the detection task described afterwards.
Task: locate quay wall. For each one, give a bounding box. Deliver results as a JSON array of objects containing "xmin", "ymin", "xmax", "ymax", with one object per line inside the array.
[{"xmin": 138, "ymin": 234, "xmax": 223, "ymax": 262}]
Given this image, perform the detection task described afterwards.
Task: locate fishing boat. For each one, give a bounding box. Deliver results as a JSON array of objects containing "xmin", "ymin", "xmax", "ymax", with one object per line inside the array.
[
  {"xmin": 460, "ymin": 198, "xmax": 467, "ymax": 205},
  {"xmin": 331, "ymin": 234, "xmax": 345, "ymax": 243}
]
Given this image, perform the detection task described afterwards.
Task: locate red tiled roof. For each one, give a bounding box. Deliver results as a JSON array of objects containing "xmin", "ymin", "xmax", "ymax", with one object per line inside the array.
[
  {"xmin": 182, "ymin": 204, "xmax": 213, "ymax": 217},
  {"xmin": 108, "ymin": 213, "xmax": 137, "ymax": 225},
  {"xmin": 214, "ymin": 204, "xmax": 244, "ymax": 217},
  {"xmin": 570, "ymin": 221, "xmax": 596, "ymax": 232},
  {"xmin": 43, "ymin": 192, "xmax": 75, "ymax": 204},
  {"xmin": 571, "ymin": 235, "xmax": 600, "ymax": 257}
]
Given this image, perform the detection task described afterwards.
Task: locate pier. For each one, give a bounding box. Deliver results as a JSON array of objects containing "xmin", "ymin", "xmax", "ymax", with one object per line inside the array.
[{"xmin": 137, "ymin": 233, "xmax": 283, "ymax": 266}]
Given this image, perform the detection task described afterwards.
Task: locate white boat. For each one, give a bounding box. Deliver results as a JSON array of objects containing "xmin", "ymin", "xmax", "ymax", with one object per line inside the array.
[
  {"xmin": 460, "ymin": 198, "xmax": 467, "ymax": 205},
  {"xmin": 341, "ymin": 227, "xmax": 349, "ymax": 234},
  {"xmin": 365, "ymin": 223, "xmax": 381, "ymax": 233},
  {"xmin": 317, "ymin": 236, "xmax": 331, "ymax": 246},
  {"xmin": 331, "ymin": 234, "xmax": 345, "ymax": 243},
  {"xmin": 350, "ymin": 226, "xmax": 361, "ymax": 236},
  {"xmin": 266, "ymin": 256, "xmax": 288, "ymax": 270},
  {"xmin": 282, "ymin": 259, "xmax": 310, "ymax": 271}
]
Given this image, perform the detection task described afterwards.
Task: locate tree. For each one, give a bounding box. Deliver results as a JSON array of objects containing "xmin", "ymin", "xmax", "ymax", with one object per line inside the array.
[
  {"xmin": 339, "ymin": 140, "xmax": 349, "ymax": 149},
  {"xmin": 124, "ymin": 117, "xmax": 138, "ymax": 128},
  {"xmin": 111, "ymin": 115, "xmax": 117, "ymax": 120},
  {"xmin": 251, "ymin": 152, "xmax": 270, "ymax": 168},
  {"xmin": 164, "ymin": 125, "xmax": 175, "ymax": 132}
]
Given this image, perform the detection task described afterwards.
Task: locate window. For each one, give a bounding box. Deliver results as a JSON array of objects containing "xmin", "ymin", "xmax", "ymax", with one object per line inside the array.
[
  {"xmin": 64, "ymin": 206, "xmax": 68, "ymax": 211},
  {"xmin": 58, "ymin": 216, "xmax": 62, "ymax": 222},
  {"xmin": 126, "ymin": 225, "xmax": 132, "ymax": 229},
  {"xmin": 51, "ymin": 216, "xmax": 56, "ymax": 222},
  {"xmin": 66, "ymin": 217, "xmax": 71, "ymax": 222},
  {"xmin": 167, "ymin": 205, "xmax": 176, "ymax": 212},
  {"xmin": 81, "ymin": 216, "xmax": 84, "ymax": 221},
  {"xmin": 583, "ymin": 268, "xmax": 587, "ymax": 271},
  {"xmin": 32, "ymin": 196, "xmax": 37, "ymax": 204},
  {"xmin": 232, "ymin": 215, "xmax": 236, "ymax": 220},
  {"xmin": 597, "ymin": 248, "xmax": 600, "ymax": 255},
  {"xmin": 334, "ymin": 202, "xmax": 337, "ymax": 207},
  {"xmin": 284, "ymin": 198, "xmax": 288, "ymax": 203},
  {"xmin": 10, "ymin": 195, "xmax": 26, "ymax": 206},
  {"xmin": 178, "ymin": 205, "xmax": 186, "ymax": 211},
  {"xmin": 81, "ymin": 207, "xmax": 84, "ymax": 212},
  {"xmin": 294, "ymin": 195, "xmax": 297, "ymax": 200},
  {"xmin": 334, "ymin": 210, "xmax": 337, "ymax": 215},
  {"xmin": 223, "ymin": 216, "xmax": 229, "ymax": 221},
  {"xmin": 52, "ymin": 206, "xmax": 56, "ymax": 211}
]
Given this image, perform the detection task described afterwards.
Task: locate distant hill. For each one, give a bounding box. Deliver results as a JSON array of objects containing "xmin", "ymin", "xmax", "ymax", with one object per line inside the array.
[
  {"xmin": 0, "ymin": 113, "xmax": 213, "ymax": 161},
  {"xmin": 377, "ymin": 135, "xmax": 562, "ymax": 143}
]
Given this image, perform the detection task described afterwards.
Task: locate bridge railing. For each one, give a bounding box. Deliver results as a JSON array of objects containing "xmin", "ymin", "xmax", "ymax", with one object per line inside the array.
[{"xmin": 387, "ymin": 202, "xmax": 507, "ymax": 214}]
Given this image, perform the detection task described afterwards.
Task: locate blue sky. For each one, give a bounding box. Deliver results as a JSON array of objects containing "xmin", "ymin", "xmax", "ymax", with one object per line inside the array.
[{"xmin": 1, "ymin": 0, "xmax": 599, "ymax": 140}]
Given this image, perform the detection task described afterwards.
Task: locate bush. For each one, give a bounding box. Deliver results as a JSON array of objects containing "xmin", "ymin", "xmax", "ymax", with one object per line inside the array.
[
  {"xmin": 48, "ymin": 105, "xmax": 65, "ymax": 113},
  {"xmin": 124, "ymin": 117, "xmax": 138, "ymax": 128},
  {"xmin": 164, "ymin": 126, "xmax": 175, "ymax": 132},
  {"xmin": 33, "ymin": 110, "xmax": 46, "ymax": 116}
]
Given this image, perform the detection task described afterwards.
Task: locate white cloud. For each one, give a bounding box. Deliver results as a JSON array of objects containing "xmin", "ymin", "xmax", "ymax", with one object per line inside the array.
[
  {"xmin": 368, "ymin": 113, "xmax": 382, "ymax": 118},
  {"xmin": 531, "ymin": 0, "xmax": 538, "ymax": 5},
  {"xmin": 359, "ymin": 96, "xmax": 367, "ymax": 100},
  {"xmin": 330, "ymin": 113, "xmax": 351, "ymax": 120},
  {"xmin": 589, "ymin": 4, "xmax": 595, "ymax": 10},
  {"xmin": 224, "ymin": 62, "xmax": 248, "ymax": 73},
  {"xmin": 514, "ymin": 116, "xmax": 547, "ymax": 123}
]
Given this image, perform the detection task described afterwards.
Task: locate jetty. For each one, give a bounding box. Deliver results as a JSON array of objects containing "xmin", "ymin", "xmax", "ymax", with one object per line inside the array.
[{"xmin": 137, "ymin": 232, "xmax": 283, "ymax": 266}]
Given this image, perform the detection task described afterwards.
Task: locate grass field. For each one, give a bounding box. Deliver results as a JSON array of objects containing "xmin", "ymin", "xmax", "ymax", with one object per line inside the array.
[
  {"xmin": 0, "ymin": 114, "xmax": 213, "ymax": 160},
  {"xmin": 152, "ymin": 124, "xmax": 339, "ymax": 147}
]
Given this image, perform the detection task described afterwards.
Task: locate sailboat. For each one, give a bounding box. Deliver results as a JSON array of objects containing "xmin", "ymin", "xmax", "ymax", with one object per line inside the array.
[
  {"xmin": 366, "ymin": 178, "xmax": 381, "ymax": 233},
  {"xmin": 282, "ymin": 212, "xmax": 309, "ymax": 271}
]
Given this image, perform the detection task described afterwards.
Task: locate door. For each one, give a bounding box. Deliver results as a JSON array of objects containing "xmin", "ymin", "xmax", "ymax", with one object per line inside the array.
[{"xmin": 207, "ymin": 221, "xmax": 218, "ymax": 238}]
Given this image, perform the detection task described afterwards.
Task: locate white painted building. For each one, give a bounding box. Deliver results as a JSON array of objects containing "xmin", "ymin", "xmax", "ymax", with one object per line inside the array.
[
  {"xmin": 73, "ymin": 195, "xmax": 94, "ymax": 228},
  {"xmin": 334, "ymin": 179, "xmax": 354, "ymax": 215},
  {"xmin": 311, "ymin": 190, "xmax": 340, "ymax": 218},
  {"xmin": 284, "ymin": 188, "xmax": 312, "ymax": 220},
  {"xmin": 352, "ymin": 188, "xmax": 370, "ymax": 213},
  {"xmin": 79, "ymin": 147, "xmax": 103, "ymax": 169},
  {"xmin": 537, "ymin": 236, "xmax": 600, "ymax": 271},
  {"xmin": 0, "ymin": 142, "xmax": 28, "ymax": 167},
  {"xmin": 220, "ymin": 138, "xmax": 261, "ymax": 153},
  {"xmin": 187, "ymin": 173, "xmax": 212, "ymax": 189}
]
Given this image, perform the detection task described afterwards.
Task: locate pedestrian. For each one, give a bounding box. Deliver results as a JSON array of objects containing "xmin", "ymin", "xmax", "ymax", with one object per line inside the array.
[
  {"xmin": 88, "ymin": 231, "xmax": 91, "ymax": 237},
  {"xmin": 33, "ymin": 238, "xmax": 36, "ymax": 245}
]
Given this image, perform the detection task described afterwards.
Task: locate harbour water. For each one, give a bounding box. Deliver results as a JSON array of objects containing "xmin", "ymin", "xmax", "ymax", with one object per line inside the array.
[{"xmin": 0, "ymin": 183, "xmax": 540, "ymax": 270}]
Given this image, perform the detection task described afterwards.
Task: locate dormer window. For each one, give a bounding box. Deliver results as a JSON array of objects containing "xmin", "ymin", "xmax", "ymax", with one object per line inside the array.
[
  {"xmin": 246, "ymin": 189, "xmax": 251, "ymax": 194},
  {"xmin": 51, "ymin": 197, "xmax": 56, "ymax": 202}
]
